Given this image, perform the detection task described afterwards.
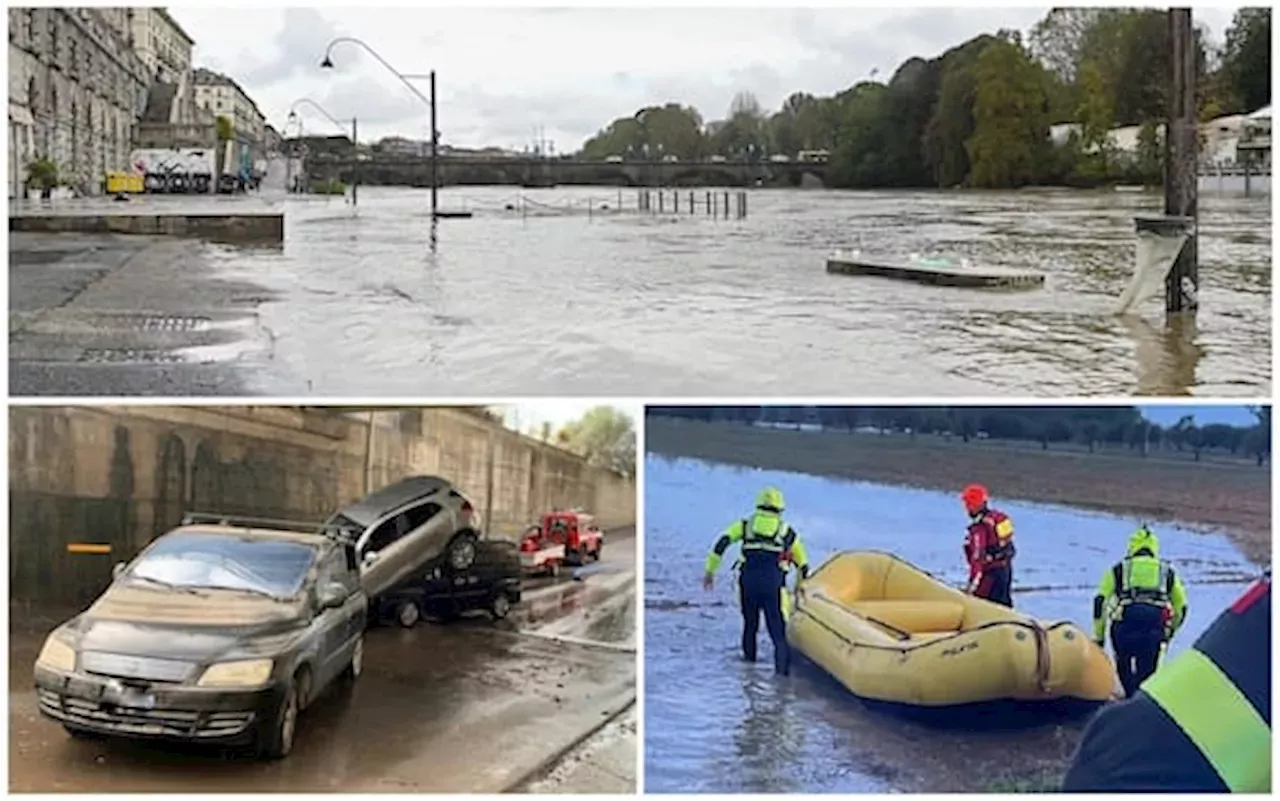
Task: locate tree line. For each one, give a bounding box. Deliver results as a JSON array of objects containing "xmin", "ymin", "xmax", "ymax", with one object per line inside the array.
[
  {"xmin": 647, "ymin": 405, "xmax": 1272, "ymax": 465},
  {"xmin": 579, "ymin": 8, "xmax": 1270, "ymax": 189}
]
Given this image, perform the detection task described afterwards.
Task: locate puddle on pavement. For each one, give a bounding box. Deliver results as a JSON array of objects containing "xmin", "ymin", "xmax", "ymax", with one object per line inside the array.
[{"xmin": 643, "ymin": 456, "xmax": 1261, "ymax": 793}]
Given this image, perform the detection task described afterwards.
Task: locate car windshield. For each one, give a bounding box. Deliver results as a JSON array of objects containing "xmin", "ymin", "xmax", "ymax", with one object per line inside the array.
[{"xmin": 127, "ymin": 532, "xmax": 317, "ymax": 598}]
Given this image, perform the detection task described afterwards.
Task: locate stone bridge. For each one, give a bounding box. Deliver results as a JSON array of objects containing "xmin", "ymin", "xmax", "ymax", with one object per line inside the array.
[{"xmin": 304, "ymin": 155, "xmax": 829, "ymax": 188}]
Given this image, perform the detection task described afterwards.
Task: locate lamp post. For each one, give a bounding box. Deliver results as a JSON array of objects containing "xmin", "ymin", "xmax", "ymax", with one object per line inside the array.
[
  {"xmin": 288, "ymin": 98, "xmax": 358, "ymax": 206},
  {"xmin": 320, "ymin": 37, "xmax": 438, "ymax": 218}
]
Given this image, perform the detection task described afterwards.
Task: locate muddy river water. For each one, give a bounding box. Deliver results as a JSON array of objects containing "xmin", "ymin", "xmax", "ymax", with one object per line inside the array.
[
  {"xmin": 642, "ymin": 456, "xmax": 1259, "ymax": 793},
  {"xmin": 197, "ymin": 185, "xmax": 1267, "ymax": 397}
]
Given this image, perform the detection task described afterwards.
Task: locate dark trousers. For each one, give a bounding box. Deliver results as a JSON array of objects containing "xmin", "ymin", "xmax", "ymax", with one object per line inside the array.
[
  {"xmin": 739, "ymin": 571, "xmax": 789, "ymax": 675},
  {"xmin": 975, "ymin": 563, "xmax": 1014, "ymax": 607},
  {"xmin": 1110, "ymin": 603, "xmax": 1166, "ymax": 698}
]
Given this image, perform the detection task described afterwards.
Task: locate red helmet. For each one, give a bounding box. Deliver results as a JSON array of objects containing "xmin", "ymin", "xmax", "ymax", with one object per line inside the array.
[{"xmin": 961, "ymin": 484, "xmax": 989, "ymax": 514}]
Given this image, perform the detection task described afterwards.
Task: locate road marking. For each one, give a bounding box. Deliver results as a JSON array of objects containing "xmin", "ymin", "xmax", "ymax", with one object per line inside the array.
[{"xmin": 66, "ymin": 543, "xmax": 111, "ymax": 554}]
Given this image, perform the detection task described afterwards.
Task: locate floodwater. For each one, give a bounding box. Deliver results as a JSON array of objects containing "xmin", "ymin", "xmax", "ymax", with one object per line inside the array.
[
  {"xmin": 202, "ymin": 185, "xmax": 1268, "ymax": 397},
  {"xmin": 642, "ymin": 455, "xmax": 1260, "ymax": 793}
]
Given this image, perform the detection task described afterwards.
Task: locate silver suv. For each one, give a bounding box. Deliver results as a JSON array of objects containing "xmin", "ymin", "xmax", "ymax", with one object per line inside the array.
[{"xmin": 325, "ymin": 476, "xmax": 484, "ymax": 599}]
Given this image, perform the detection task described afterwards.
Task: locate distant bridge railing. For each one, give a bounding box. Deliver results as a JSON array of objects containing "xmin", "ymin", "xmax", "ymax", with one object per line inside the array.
[{"xmin": 307, "ymin": 154, "xmax": 828, "ymax": 170}]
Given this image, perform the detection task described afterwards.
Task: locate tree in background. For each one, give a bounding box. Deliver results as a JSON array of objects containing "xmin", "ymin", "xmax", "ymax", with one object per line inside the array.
[
  {"xmin": 966, "ymin": 36, "xmax": 1051, "ymax": 189},
  {"xmin": 1221, "ymin": 7, "xmax": 1271, "ymax": 113},
  {"xmin": 575, "ymin": 7, "xmax": 1267, "ymax": 190},
  {"xmin": 558, "ymin": 406, "xmax": 636, "ymax": 478}
]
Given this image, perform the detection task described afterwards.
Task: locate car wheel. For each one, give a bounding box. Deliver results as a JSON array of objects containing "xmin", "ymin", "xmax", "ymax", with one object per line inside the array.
[
  {"xmin": 256, "ymin": 678, "xmax": 300, "ymax": 760},
  {"xmin": 593, "ymin": 544, "xmax": 603, "ymax": 561},
  {"xmin": 64, "ymin": 725, "xmax": 104, "ymax": 740},
  {"xmin": 447, "ymin": 532, "xmax": 478, "ymax": 571},
  {"xmin": 490, "ymin": 594, "xmax": 511, "ymax": 620},
  {"xmin": 396, "ymin": 601, "xmax": 421, "ymax": 628},
  {"xmin": 343, "ymin": 635, "xmax": 364, "ymax": 681}
]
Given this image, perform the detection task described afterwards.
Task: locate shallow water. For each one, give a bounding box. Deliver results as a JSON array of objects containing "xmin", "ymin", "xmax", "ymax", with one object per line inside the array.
[
  {"xmin": 201, "ymin": 185, "xmax": 1269, "ymax": 397},
  {"xmin": 642, "ymin": 455, "xmax": 1259, "ymax": 793}
]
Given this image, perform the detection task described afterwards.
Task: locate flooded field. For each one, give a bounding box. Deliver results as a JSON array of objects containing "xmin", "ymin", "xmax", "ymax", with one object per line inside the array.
[
  {"xmin": 38, "ymin": 184, "xmax": 1257, "ymax": 398},
  {"xmin": 642, "ymin": 456, "xmax": 1260, "ymax": 793}
]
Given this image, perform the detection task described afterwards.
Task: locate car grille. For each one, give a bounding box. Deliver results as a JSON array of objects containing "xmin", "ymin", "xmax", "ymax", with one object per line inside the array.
[
  {"xmin": 80, "ymin": 651, "xmax": 195, "ymax": 683},
  {"xmin": 37, "ymin": 688, "xmax": 255, "ymax": 738}
]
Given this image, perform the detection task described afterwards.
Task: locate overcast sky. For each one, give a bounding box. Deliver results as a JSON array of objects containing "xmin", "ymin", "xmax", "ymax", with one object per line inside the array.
[{"xmin": 169, "ymin": 6, "xmax": 1240, "ymax": 149}]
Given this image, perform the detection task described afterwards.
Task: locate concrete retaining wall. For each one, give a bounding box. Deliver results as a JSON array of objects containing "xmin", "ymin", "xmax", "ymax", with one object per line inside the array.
[
  {"xmin": 9, "ymin": 406, "xmax": 635, "ymax": 605},
  {"xmin": 8, "ymin": 211, "xmax": 285, "ymax": 243}
]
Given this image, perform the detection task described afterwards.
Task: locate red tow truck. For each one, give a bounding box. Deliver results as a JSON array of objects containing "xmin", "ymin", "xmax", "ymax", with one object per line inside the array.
[{"xmin": 518, "ymin": 509, "xmax": 604, "ymax": 577}]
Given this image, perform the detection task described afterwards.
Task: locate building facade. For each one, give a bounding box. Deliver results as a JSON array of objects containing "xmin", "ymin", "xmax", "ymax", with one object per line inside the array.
[
  {"xmin": 128, "ymin": 8, "xmax": 195, "ymax": 122},
  {"xmin": 8, "ymin": 7, "xmax": 151, "ymax": 197},
  {"xmin": 192, "ymin": 67, "xmax": 266, "ymax": 154}
]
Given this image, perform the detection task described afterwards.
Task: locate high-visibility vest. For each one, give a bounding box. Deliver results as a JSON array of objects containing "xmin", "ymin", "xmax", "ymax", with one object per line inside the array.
[{"xmin": 1141, "ymin": 577, "xmax": 1271, "ymax": 792}]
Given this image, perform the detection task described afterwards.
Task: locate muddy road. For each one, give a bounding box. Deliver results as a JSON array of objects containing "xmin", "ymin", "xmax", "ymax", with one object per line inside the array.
[
  {"xmin": 9, "ymin": 529, "xmax": 637, "ymax": 792},
  {"xmin": 642, "ymin": 456, "xmax": 1261, "ymax": 793},
  {"xmin": 646, "ymin": 418, "xmax": 1272, "ymax": 565}
]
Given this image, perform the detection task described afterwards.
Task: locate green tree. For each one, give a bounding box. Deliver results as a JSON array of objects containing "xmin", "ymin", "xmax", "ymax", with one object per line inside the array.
[
  {"xmin": 1221, "ymin": 8, "xmax": 1271, "ymax": 113},
  {"xmin": 966, "ymin": 38, "xmax": 1051, "ymax": 188},
  {"xmin": 1135, "ymin": 120, "xmax": 1163, "ymax": 185},
  {"xmin": 1075, "ymin": 59, "xmax": 1116, "ymax": 177},
  {"xmin": 216, "ymin": 115, "xmax": 234, "ymax": 142},
  {"xmin": 560, "ymin": 406, "xmax": 636, "ymax": 478}
]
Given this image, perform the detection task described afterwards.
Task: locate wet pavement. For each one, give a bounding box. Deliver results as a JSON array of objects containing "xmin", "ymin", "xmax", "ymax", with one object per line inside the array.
[
  {"xmin": 9, "ymin": 232, "xmax": 274, "ymax": 396},
  {"xmin": 524, "ymin": 705, "xmax": 637, "ymax": 794},
  {"xmin": 642, "ymin": 456, "xmax": 1261, "ymax": 793},
  {"xmin": 10, "ymin": 186, "xmax": 1270, "ymax": 397},
  {"xmin": 9, "ymin": 531, "xmax": 637, "ymax": 792}
]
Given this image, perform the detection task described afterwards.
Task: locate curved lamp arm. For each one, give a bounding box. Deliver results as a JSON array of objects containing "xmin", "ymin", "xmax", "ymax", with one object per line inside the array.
[
  {"xmin": 321, "ymin": 36, "xmax": 431, "ymax": 108},
  {"xmin": 287, "ymin": 98, "xmax": 350, "ymax": 135}
]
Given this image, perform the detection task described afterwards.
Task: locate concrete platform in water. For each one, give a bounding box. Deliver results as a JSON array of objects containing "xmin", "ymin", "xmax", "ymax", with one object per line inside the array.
[
  {"xmin": 8, "ymin": 196, "xmax": 283, "ymax": 243},
  {"xmin": 826, "ymin": 256, "xmax": 1044, "ymax": 289}
]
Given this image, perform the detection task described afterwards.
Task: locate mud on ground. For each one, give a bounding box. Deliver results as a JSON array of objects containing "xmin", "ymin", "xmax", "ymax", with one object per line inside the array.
[{"xmin": 645, "ymin": 418, "xmax": 1271, "ymax": 567}]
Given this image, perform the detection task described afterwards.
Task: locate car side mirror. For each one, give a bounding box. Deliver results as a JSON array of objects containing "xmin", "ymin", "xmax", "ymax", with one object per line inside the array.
[
  {"xmin": 112, "ymin": 562, "xmax": 127, "ymax": 580},
  {"xmin": 318, "ymin": 582, "xmax": 348, "ymax": 610},
  {"xmin": 363, "ymin": 550, "xmax": 380, "ymax": 567}
]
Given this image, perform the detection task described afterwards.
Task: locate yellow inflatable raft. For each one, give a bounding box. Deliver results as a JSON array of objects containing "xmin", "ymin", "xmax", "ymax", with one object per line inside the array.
[{"xmin": 786, "ymin": 551, "xmax": 1117, "ymax": 707}]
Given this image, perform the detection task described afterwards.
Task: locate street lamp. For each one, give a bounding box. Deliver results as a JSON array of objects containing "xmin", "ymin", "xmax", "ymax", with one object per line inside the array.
[
  {"xmin": 320, "ymin": 36, "xmax": 439, "ymax": 218},
  {"xmin": 288, "ymin": 97, "xmax": 359, "ymax": 206}
]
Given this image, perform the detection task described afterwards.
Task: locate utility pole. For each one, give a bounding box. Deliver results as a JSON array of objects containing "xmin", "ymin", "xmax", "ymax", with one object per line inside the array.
[
  {"xmin": 429, "ymin": 69, "xmax": 438, "ymax": 219},
  {"xmin": 351, "ymin": 116, "xmax": 358, "ymax": 207},
  {"xmin": 1165, "ymin": 7, "xmax": 1198, "ymax": 316}
]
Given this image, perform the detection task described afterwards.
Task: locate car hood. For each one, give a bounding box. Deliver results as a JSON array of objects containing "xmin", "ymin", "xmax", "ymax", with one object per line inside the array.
[
  {"xmin": 329, "ymin": 475, "xmax": 451, "ymax": 529},
  {"xmin": 66, "ymin": 584, "xmax": 308, "ymax": 661}
]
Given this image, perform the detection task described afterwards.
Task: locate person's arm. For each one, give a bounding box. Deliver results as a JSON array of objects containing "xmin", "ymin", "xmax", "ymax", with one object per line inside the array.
[
  {"xmin": 1169, "ymin": 569, "xmax": 1189, "ymax": 635},
  {"xmin": 965, "ymin": 526, "xmax": 983, "ymax": 590},
  {"xmin": 784, "ymin": 528, "xmax": 811, "ymax": 580},
  {"xmin": 704, "ymin": 521, "xmax": 744, "ymax": 576},
  {"xmin": 1092, "ymin": 565, "xmax": 1116, "ymax": 644}
]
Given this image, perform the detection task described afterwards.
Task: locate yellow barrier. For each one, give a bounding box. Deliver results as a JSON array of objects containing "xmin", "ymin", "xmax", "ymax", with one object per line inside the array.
[
  {"xmin": 66, "ymin": 543, "xmax": 112, "ymax": 555},
  {"xmin": 106, "ymin": 171, "xmax": 144, "ymax": 194}
]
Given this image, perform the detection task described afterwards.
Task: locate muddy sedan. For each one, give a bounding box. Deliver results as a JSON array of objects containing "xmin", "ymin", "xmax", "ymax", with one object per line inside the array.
[{"xmin": 33, "ymin": 519, "xmax": 366, "ymax": 759}]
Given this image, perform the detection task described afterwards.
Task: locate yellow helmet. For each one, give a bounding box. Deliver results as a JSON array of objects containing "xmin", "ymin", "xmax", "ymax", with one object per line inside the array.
[
  {"xmin": 1127, "ymin": 525, "xmax": 1160, "ymax": 557},
  {"xmin": 756, "ymin": 486, "xmax": 785, "ymax": 512}
]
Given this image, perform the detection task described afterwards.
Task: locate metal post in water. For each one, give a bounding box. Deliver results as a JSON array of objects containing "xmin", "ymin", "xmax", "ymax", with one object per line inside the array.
[
  {"xmin": 705, "ymin": 190, "xmax": 711, "ymax": 215},
  {"xmin": 723, "ymin": 191, "xmax": 729, "ymax": 219},
  {"xmin": 659, "ymin": 191, "xmax": 664, "ymax": 214},
  {"xmin": 1164, "ymin": 8, "xmax": 1198, "ymax": 316},
  {"xmin": 674, "ymin": 190, "xmax": 679, "ymax": 214},
  {"xmin": 429, "ymin": 69, "xmax": 439, "ymax": 219},
  {"xmin": 350, "ymin": 116, "xmax": 359, "ymax": 207}
]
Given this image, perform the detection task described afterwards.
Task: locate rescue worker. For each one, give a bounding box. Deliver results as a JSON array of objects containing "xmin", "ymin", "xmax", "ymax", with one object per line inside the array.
[
  {"xmin": 1092, "ymin": 524, "xmax": 1189, "ymax": 698},
  {"xmin": 960, "ymin": 484, "xmax": 1016, "ymax": 607},
  {"xmin": 703, "ymin": 486, "xmax": 810, "ymax": 676},
  {"xmin": 1062, "ymin": 571, "xmax": 1270, "ymax": 792}
]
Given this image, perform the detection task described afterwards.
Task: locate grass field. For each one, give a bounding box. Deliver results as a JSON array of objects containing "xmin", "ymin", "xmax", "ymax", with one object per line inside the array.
[{"xmin": 645, "ymin": 417, "xmax": 1271, "ymax": 566}]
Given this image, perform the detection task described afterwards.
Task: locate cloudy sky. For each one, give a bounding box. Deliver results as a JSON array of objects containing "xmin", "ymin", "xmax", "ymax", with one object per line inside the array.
[{"xmin": 168, "ymin": 6, "xmax": 1240, "ymax": 149}]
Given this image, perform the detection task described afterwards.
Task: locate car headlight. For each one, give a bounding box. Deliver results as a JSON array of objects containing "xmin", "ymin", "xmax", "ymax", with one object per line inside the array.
[
  {"xmin": 36, "ymin": 637, "xmax": 77, "ymax": 672},
  {"xmin": 197, "ymin": 658, "xmax": 274, "ymax": 688}
]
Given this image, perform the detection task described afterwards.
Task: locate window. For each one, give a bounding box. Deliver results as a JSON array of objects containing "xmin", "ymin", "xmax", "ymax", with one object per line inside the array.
[
  {"xmin": 316, "ymin": 547, "xmax": 358, "ymax": 594},
  {"xmin": 402, "ymin": 502, "xmax": 442, "ymax": 532},
  {"xmin": 364, "ymin": 519, "xmax": 401, "ymax": 555}
]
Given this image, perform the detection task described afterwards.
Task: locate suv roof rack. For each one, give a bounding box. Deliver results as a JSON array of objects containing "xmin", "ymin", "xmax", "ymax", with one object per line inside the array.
[{"xmin": 180, "ymin": 511, "xmax": 358, "ymax": 546}]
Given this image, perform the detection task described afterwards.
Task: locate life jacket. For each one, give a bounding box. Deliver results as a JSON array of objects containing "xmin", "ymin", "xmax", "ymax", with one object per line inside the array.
[
  {"xmin": 1111, "ymin": 556, "xmax": 1176, "ymax": 620},
  {"xmin": 970, "ymin": 508, "xmax": 1015, "ymax": 564},
  {"xmin": 739, "ymin": 512, "xmax": 793, "ymax": 570}
]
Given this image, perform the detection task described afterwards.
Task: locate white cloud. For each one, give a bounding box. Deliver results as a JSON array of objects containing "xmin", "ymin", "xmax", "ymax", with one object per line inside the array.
[{"xmin": 169, "ymin": 6, "xmax": 1241, "ymax": 148}]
